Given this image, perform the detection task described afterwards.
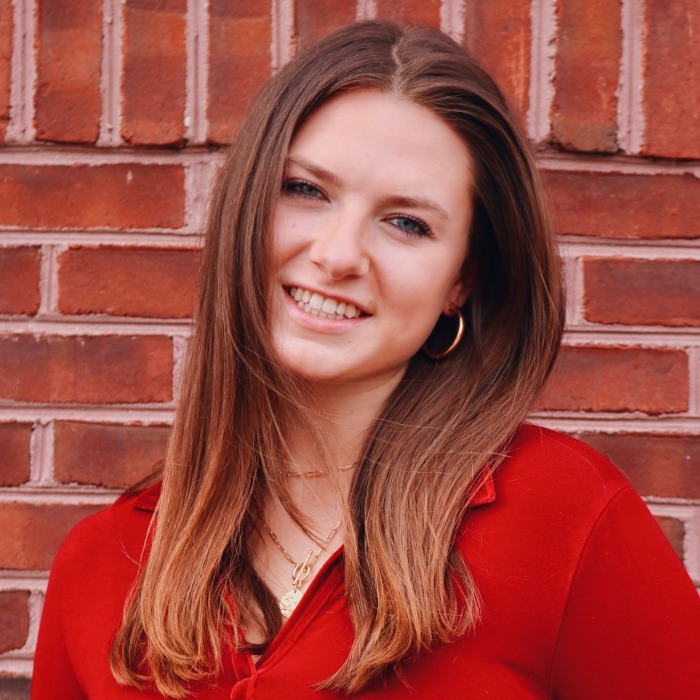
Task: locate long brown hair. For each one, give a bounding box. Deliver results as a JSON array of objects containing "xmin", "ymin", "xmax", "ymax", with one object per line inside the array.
[{"xmin": 111, "ymin": 21, "xmax": 564, "ymax": 696}]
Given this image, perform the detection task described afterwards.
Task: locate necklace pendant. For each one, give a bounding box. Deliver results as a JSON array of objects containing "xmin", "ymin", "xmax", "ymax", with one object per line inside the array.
[{"xmin": 279, "ymin": 588, "xmax": 303, "ymax": 620}]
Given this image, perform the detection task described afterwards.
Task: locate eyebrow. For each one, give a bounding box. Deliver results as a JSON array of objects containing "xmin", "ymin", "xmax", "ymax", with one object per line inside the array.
[{"xmin": 285, "ymin": 156, "xmax": 450, "ymax": 221}]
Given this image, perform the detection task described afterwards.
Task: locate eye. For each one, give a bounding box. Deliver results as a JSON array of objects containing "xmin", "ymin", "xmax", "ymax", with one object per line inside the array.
[
  {"xmin": 282, "ymin": 179, "xmax": 324, "ymax": 200},
  {"xmin": 386, "ymin": 214, "xmax": 433, "ymax": 238}
]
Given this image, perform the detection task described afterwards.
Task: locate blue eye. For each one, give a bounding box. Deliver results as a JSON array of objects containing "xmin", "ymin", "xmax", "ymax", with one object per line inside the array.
[
  {"xmin": 283, "ymin": 179, "xmax": 323, "ymax": 199},
  {"xmin": 387, "ymin": 215, "xmax": 432, "ymax": 238}
]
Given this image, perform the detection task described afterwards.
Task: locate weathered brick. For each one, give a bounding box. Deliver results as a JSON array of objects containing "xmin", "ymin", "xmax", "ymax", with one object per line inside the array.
[
  {"xmin": 644, "ymin": 0, "xmax": 700, "ymax": 159},
  {"xmin": 35, "ymin": 0, "xmax": 102, "ymax": 143},
  {"xmin": 122, "ymin": 0, "xmax": 186, "ymax": 145},
  {"xmin": 463, "ymin": 0, "xmax": 531, "ymax": 116},
  {"xmin": 0, "ymin": 164, "xmax": 185, "ymax": 230},
  {"xmin": 58, "ymin": 246, "xmax": 199, "ymax": 318},
  {"xmin": 295, "ymin": 0, "xmax": 357, "ymax": 50},
  {"xmin": 0, "ymin": 334, "xmax": 173, "ymax": 404},
  {"xmin": 0, "ymin": 503, "xmax": 104, "ymax": 569},
  {"xmin": 537, "ymin": 346, "xmax": 688, "ymax": 414},
  {"xmin": 543, "ymin": 170, "xmax": 700, "ymax": 239},
  {"xmin": 0, "ymin": 591, "xmax": 29, "ymax": 653},
  {"xmin": 577, "ymin": 432, "xmax": 700, "ymax": 500},
  {"xmin": 0, "ymin": 423, "xmax": 32, "ymax": 487},
  {"xmin": 584, "ymin": 258, "xmax": 700, "ymax": 327},
  {"xmin": 54, "ymin": 421, "xmax": 169, "ymax": 488},
  {"xmin": 552, "ymin": 0, "xmax": 620, "ymax": 152},
  {"xmin": 374, "ymin": 0, "xmax": 441, "ymax": 26},
  {"xmin": 208, "ymin": 0, "xmax": 272, "ymax": 143},
  {"xmin": 0, "ymin": 247, "xmax": 41, "ymax": 315},
  {"xmin": 0, "ymin": 677, "xmax": 30, "ymax": 700},
  {"xmin": 0, "ymin": 0, "xmax": 11, "ymax": 142},
  {"xmin": 654, "ymin": 516, "xmax": 685, "ymax": 561}
]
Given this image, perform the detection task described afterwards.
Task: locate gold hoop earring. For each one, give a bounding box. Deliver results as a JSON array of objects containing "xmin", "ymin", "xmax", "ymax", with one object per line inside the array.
[{"xmin": 422, "ymin": 307, "xmax": 465, "ymax": 360}]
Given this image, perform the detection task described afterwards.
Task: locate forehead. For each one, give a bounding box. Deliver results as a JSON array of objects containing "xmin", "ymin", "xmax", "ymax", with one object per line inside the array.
[{"xmin": 288, "ymin": 89, "xmax": 474, "ymax": 201}]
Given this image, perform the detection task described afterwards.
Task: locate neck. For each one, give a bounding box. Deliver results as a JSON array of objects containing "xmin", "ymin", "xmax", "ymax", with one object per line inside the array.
[{"xmin": 285, "ymin": 370, "xmax": 404, "ymax": 474}]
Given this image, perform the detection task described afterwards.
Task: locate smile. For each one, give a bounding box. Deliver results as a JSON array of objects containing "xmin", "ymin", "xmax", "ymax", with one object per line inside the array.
[{"xmin": 286, "ymin": 286, "xmax": 366, "ymax": 319}]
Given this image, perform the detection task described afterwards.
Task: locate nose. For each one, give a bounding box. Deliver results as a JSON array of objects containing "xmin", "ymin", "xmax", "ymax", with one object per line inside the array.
[{"xmin": 308, "ymin": 210, "xmax": 370, "ymax": 280}]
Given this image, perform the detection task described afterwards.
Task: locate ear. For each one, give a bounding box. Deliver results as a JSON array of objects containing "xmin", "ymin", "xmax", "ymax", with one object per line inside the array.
[{"xmin": 445, "ymin": 256, "xmax": 476, "ymax": 312}]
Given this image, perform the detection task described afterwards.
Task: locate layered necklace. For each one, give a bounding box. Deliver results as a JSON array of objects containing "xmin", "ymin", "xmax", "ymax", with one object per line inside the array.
[{"xmin": 261, "ymin": 461, "xmax": 354, "ymax": 619}]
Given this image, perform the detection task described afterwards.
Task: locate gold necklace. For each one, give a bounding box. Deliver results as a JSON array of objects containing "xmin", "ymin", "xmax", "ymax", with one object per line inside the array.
[
  {"xmin": 260, "ymin": 516, "xmax": 340, "ymax": 619},
  {"xmin": 283, "ymin": 462, "xmax": 356, "ymax": 479}
]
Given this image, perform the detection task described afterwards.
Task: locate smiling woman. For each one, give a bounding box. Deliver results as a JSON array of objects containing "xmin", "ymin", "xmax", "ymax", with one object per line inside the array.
[{"xmin": 31, "ymin": 20, "xmax": 700, "ymax": 700}]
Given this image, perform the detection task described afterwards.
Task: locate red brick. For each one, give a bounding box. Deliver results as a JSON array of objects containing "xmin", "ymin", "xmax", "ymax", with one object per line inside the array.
[
  {"xmin": 0, "ymin": 164, "xmax": 185, "ymax": 230},
  {"xmin": 374, "ymin": 0, "xmax": 441, "ymax": 26},
  {"xmin": 543, "ymin": 170, "xmax": 700, "ymax": 239},
  {"xmin": 0, "ymin": 591, "xmax": 29, "ymax": 653},
  {"xmin": 58, "ymin": 246, "xmax": 199, "ymax": 318},
  {"xmin": 0, "ymin": 0, "xmax": 11, "ymax": 142},
  {"xmin": 537, "ymin": 346, "xmax": 688, "ymax": 414},
  {"xmin": 0, "ymin": 503, "xmax": 104, "ymax": 569},
  {"xmin": 577, "ymin": 432, "xmax": 700, "ymax": 500},
  {"xmin": 0, "ymin": 334, "xmax": 173, "ymax": 404},
  {"xmin": 295, "ymin": 0, "xmax": 357, "ymax": 50},
  {"xmin": 463, "ymin": 0, "xmax": 531, "ymax": 116},
  {"xmin": 122, "ymin": 0, "xmax": 186, "ymax": 145},
  {"xmin": 0, "ymin": 247, "xmax": 41, "ymax": 315},
  {"xmin": 54, "ymin": 421, "xmax": 169, "ymax": 488},
  {"xmin": 551, "ymin": 0, "xmax": 620, "ymax": 152},
  {"xmin": 0, "ymin": 423, "xmax": 32, "ymax": 487},
  {"xmin": 208, "ymin": 0, "xmax": 272, "ymax": 143},
  {"xmin": 0, "ymin": 677, "xmax": 30, "ymax": 700},
  {"xmin": 584, "ymin": 258, "xmax": 700, "ymax": 327},
  {"xmin": 35, "ymin": 0, "xmax": 102, "ymax": 143},
  {"xmin": 644, "ymin": 0, "xmax": 700, "ymax": 159},
  {"xmin": 654, "ymin": 516, "xmax": 685, "ymax": 561}
]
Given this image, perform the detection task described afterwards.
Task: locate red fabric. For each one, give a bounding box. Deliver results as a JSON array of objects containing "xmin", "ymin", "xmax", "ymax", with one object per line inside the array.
[{"xmin": 32, "ymin": 426, "xmax": 700, "ymax": 699}]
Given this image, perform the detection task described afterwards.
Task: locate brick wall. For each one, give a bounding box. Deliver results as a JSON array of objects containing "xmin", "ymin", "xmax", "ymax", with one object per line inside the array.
[{"xmin": 1, "ymin": 0, "xmax": 699, "ymax": 693}]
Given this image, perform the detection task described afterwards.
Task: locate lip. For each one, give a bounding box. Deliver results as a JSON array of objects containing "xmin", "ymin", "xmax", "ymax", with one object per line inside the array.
[
  {"xmin": 280, "ymin": 285, "xmax": 370, "ymax": 332},
  {"xmin": 283, "ymin": 284, "xmax": 371, "ymax": 317}
]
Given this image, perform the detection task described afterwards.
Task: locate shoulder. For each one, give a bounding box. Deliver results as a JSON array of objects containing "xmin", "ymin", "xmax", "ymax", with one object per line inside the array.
[
  {"xmin": 51, "ymin": 483, "xmax": 160, "ymax": 589},
  {"xmin": 494, "ymin": 423, "xmax": 632, "ymax": 514}
]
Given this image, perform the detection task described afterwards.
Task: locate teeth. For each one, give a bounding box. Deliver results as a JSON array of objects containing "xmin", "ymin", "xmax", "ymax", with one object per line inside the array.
[
  {"xmin": 286, "ymin": 286, "xmax": 363, "ymax": 320},
  {"xmin": 321, "ymin": 297, "xmax": 337, "ymax": 314}
]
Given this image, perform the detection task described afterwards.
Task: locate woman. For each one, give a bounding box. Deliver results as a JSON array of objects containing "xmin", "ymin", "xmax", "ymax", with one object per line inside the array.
[{"xmin": 32, "ymin": 21, "xmax": 700, "ymax": 699}]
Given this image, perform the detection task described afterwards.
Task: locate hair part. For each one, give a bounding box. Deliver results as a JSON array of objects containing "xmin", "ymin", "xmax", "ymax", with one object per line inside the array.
[{"xmin": 111, "ymin": 20, "xmax": 564, "ymax": 696}]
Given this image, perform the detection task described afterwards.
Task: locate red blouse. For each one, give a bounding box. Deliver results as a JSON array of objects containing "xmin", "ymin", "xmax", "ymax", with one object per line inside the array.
[{"xmin": 32, "ymin": 426, "xmax": 700, "ymax": 699}]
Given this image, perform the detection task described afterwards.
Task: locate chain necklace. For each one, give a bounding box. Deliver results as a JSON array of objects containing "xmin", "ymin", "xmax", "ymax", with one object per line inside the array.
[
  {"xmin": 283, "ymin": 462, "xmax": 356, "ymax": 479},
  {"xmin": 260, "ymin": 516, "xmax": 340, "ymax": 620}
]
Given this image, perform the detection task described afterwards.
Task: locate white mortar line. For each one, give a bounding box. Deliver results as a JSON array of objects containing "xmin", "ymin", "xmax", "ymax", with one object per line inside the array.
[
  {"xmin": 0, "ymin": 572, "xmax": 48, "ymax": 591},
  {"xmin": 530, "ymin": 414, "xmax": 700, "ymax": 433},
  {"xmin": 271, "ymin": 0, "xmax": 294, "ymax": 71},
  {"xmin": 185, "ymin": 0, "xmax": 209, "ymax": 144},
  {"xmin": 172, "ymin": 334, "xmax": 189, "ymax": 402},
  {"xmin": 617, "ymin": 0, "xmax": 646, "ymax": 154},
  {"xmin": 562, "ymin": 329, "xmax": 700, "ymax": 346},
  {"xmin": 0, "ymin": 406, "xmax": 175, "ymax": 422},
  {"xmin": 98, "ymin": 0, "xmax": 124, "ymax": 146},
  {"xmin": 0, "ymin": 489, "xmax": 121, "ymax": 505},
  {"xmin": 22, "ymin": 589, "xmax": 42, "ymax": 654},
  {"xmin": 356, "ymin": 0, "xmax": 377, "ymax": 21},
  {"xmin": 0, "ymin": 658, "xmax": 32, "ymax": 677},
  {"xmin": 561, "ymin": 252, "xmax": 584, "ymax": 327},
  {"xmin": 527, "ymin": 0, "xmax": 556, "ymax": 143},
  {"xmin": 29, "ymin": 420, "xmax": 54, "ymax": 485},
  {"xmin": 0, "ymin": 146, "xmax": 224, "ymax": 166},
  {"xmin": 184, "ymin": 160, "xmax": 216, "ymax": 232},
  {"xmin": 0, "ymin": 231, "xmax": 203, "ymax": 246},
  {"xmin": 537, "ymin": 151, "xmax": 700, "ymax": 175},
  {"xmin": 688, "ymin": 347, "xmax": 700, "ymax": 417},
  {"xmin": 36, "ymin": 244, "xmax": 52, "ymax": 315},
  {"xmin": 0, "ymin": 318, "xmax": 192, "ymax": 335},
  {"xmin": 6, "ymin": 0, "xmax": 36, "ymax": 142},
  {"xmin": 440, "ymin": 0, "xmax": 465, "ymax": 44},
  {"xmin": 679, "ymin": 508, "xmax": 700, "ymax": 583},
  {"xmin": 559, "ymin": 240, "xmax": 700, "ymax": 259}
]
